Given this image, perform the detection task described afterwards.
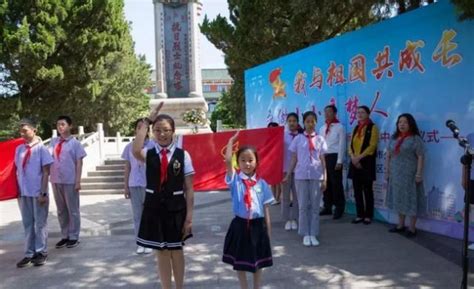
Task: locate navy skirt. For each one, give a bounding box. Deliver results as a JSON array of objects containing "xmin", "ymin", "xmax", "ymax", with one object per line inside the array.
[{"xmin": 222, "ymin": 216, "xmax": 273, "ymax": 273}]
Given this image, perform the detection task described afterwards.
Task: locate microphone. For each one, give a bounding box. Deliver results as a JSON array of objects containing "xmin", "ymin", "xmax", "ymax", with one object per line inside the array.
[{"xmin": 446, "ymin": 119, "xmax": 460, "ymax": 136}]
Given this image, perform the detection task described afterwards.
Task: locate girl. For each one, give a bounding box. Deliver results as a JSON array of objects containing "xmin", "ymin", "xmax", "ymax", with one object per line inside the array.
[
  {"xmin": 386, "ymin": 113, "xmax": 425, "ymax": 237},
  {"xmin": 132, "ymin": 108, "xmax": 194, "ymax": 289},
  {"xmin": 284, "ymin": 111, "xmax": 327, "ymax": 247},
  {"xmin": 223, "ymin": 131, "xmax": 274, "ymax": 289},
  {"xmin": 122, "ymin": 118, "xmax": 154, "ymax": 254},
  {"xmin": 348, "ymin": 106, "xmax": 379, "ymax": 225},
  {"xmin": 282, "ymin": 113, "xmax": 300, "ymax": 231}
]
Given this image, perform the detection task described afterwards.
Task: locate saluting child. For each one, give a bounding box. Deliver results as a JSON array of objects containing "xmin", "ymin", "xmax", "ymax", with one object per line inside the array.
[
  {"xmin": 222, "ymin": 131, "xmax": 274, "ymax": 289},
  {"xmin": 132, "ymin": 106, "xmax": 195, "ymax": 289}
]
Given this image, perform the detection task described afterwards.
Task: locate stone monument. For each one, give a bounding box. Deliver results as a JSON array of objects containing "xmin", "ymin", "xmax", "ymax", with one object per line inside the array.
[{"xmin": 151, "ymin": 0, "xmax": 210, "ymax": 134}]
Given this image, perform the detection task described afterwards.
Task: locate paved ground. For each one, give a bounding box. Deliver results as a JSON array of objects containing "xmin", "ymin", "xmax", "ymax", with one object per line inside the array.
[{"xmin": 0, "ymin": 191, "xmax": 472, "ymax": 289}]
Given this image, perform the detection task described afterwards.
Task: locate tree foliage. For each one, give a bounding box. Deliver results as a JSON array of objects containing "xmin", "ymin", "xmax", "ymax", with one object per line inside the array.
[{"xmin": 0, "ymin": 0, "xmax": 150, "ymax": 138}]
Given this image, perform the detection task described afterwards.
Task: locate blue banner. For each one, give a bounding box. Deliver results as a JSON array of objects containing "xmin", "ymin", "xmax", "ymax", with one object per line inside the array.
[{"xmin": 244, "ymin": 1, "xmax": 474, "ymax": 239}]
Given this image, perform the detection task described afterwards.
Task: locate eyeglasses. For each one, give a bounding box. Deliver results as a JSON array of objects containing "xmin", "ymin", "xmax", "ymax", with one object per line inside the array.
[{"xmin": 153, "ymin": 129, "xmax": 173, "ymax": 135}]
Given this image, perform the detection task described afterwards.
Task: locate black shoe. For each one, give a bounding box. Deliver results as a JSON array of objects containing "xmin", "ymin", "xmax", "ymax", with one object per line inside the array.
[
  {"xmin": 363, "ymin": 219, "xmax": 372, "ymax": 225},
  {"xmin": 319, "ymin": 209, "xmax": 332, "ymax": 216},
  {"xmin": 351, "ymin": 218, "xmax": 364, "ymax": 224},
  {"xmin": 66, "ymin": 240, "xmax": 80, "ymax": 248},
  {"xmin": 333, "ymin": 213, "xmax": 343, "ymax": 220},
  {"xmin": 406, "ymin": 230, "xmax": 417, "ymax": 238},
  {"xmin": 55, "ymin": 238, "xmax": 69, "ymax": 249},
  {"xmin": 32, "ymin": 253, "xmax": 47, "ymax": 266},
  {"xmin": 388, "ymin": 226, "xmax": 406, "ymax": 233},
  {"xmin": 16, "ymin": 257, "xmax": 33, "ymax": 268}
]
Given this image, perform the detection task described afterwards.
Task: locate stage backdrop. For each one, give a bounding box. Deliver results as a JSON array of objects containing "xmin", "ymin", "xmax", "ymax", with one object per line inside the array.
[{"xmin": 244, "ymin": 0, "xmax": 474, "ymax": 239}]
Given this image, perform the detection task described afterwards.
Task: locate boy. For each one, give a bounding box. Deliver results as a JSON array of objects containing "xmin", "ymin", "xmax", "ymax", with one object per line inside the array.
[
  {"xmin": 15, "ymin": 118, "xmax": 54, "ymax": 268},
  {"xmin": 50, "ymin": 116, "xmax": 87, "ymax": 249}
]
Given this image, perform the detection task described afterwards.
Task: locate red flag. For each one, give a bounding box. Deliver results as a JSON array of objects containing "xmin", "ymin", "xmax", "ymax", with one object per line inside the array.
[
  {"xmin": 0, "ymin": 138, "xmax": 23, "ymax": 201},
  {"xmin": 183, "ymin": 127, "xmax": 284, "ymax": 191}
]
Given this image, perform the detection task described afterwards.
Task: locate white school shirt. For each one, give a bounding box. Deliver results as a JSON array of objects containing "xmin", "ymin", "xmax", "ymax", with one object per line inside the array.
[{"xmin": 319, "ymin": 122, "xmax": 346, "ymax": 164}]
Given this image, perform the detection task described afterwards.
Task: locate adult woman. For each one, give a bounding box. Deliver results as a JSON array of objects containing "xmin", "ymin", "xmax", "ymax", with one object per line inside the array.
[
  {"xmin": 348, "ymin": 106, "xmax": 379, "ymax": 225},
  {"xmin": 386, "ymin": 113, "xmax": 425, "ymax": 237}
]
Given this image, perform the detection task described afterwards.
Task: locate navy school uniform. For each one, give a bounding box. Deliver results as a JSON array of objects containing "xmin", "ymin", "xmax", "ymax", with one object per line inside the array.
[
  {"xmin": 137, "ymin": 143, "xmax": 194, "ymax": 250},
  {"xmin": 222, "ymin": 171, "xmax": 274, "ymax": 273}
]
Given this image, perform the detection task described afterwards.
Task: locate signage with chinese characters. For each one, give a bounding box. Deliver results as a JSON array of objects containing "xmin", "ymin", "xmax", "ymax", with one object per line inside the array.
[
  {"xmin": 244, "ymin": 1, "xmax": 474, "ymax": 239},
  {"xmin": 163, "ymin": 4, "xmax": 190, "ymax": 97}
]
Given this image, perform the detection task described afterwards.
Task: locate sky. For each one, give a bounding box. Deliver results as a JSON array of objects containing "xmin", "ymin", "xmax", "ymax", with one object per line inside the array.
[{"xmin": 124, "ymin": 0, "xmax": 228, "ymax": 69}]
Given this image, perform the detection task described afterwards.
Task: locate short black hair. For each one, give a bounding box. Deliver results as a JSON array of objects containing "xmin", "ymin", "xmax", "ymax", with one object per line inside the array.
[
  {"xmin": 57, "ymin": 115, "xmax": 72, "ymax": 125},
  {"xmin": 357, "ymin": 105, "xmax": 371, "ymax": 115},
  {"xmin": 286, "ymin": 112, "xmax": 299, "ymax": 122},
  {"xmin": 267, "ymin": 122, "xmax": 279, "ymax": 128},
  {"xmin": 324, "ymin": 105, "xmax": 337, "ymax": 114},
  {"xmin": 133, "ymin": 117, "xmax": 151, "ymax": 130},
  {"xmin": 303, "ymin": 111, "xmax": 317, "ymax": 123},
  {"xmin": 154, "ymin": 114, "xmax": 175, "ymax": 132},
  {"xmin": 236, "ymin": 145, "xmax": 259, "ymax": 165}
]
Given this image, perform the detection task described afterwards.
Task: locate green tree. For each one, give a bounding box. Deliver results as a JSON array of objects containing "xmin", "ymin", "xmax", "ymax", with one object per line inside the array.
[{"xmin": 0, "ymin": 0, "xmax": 149, "ymax": 138}]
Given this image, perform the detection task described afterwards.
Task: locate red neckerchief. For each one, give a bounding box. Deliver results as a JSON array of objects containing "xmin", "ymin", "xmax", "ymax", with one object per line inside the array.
[
  {"xmin": 304, "ymin": 131, "xmax": 317, "ymax": 159},
  {"xmin": 54, "ymin": 138, "xmax": 67, "ymax": 160},
  {"xmin": 239, "ymin": 172, "xmax": 259, "ymax": 230},
  {"xmin": 22, "ymin": 140, "xmax": 38, "ymax": 171},
  {"xmin": 356, "ymin": 119, "xmax": 373, "ymax": 138},
  {"xmin": 394, "ymin": 132, "xmax": 413, "ymax": 155},
  {"xmin": 159, "ymin": 148, "xmax": 169, "ymax": 190},
  {"xmin": 289, "ymin": 131, "xmax": 299, "ymax": 139},
  {"xmin": 325, "ymin": 118, "xmax": 340, "ymax": 136}
]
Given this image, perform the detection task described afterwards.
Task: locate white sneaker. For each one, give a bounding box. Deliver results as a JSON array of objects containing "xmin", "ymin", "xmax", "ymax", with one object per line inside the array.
[
  {"xmin": 136, "ymin": 246, "xmax": 145, "ymax": 254},
  {"xmin": 469, "ymin": 243, "xmax": 474, "ymax": 251},
  {"xmin": 310, "ymin": 236, "xmax": 320, "ymax": 247},
  {"xmin": 303, "ymin": 236, "xmax": 311, "ymax": 247},
  {"xmin": 291, "ymin": 220, "xmax": 298, "ymax": 230},
  {"xmin": 284, "ymin": 221, "xmax": 292, "ymax": 231},
  {"xmin": 143, "ymin": 247, "xmax": 153, "ymax": 254}
]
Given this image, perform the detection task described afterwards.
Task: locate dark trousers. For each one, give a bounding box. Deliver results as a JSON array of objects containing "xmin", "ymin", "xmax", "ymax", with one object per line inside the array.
[
  {"xmin": 323, "ymin": 154, "xmax": 345, "ymax": 215},
  {"xmin": 352, "ymin": 174, "xmax": 374, "ymax": 219}
]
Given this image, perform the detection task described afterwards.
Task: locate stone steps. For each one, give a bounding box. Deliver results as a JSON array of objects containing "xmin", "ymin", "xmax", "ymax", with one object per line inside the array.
[{"xmin": 81, "ymin": 158, "xmax": 126, "ymax": 195}]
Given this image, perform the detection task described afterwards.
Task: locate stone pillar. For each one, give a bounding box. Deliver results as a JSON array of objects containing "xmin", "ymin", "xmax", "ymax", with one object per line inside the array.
[
  {"xmin": 78, "ymin": 126, "xmax": 85, "ymax": 136},
  {"xmin": 187, "ymin": 1, "xmax": 203, "ymax": 98},
  {"xmin": 154, "ymin": 0, "xmax": 167, "ymax": 99}
]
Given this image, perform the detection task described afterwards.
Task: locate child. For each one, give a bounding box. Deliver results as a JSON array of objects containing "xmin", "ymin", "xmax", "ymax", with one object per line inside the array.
[
  {"xmin": 284, "ymin": 111, "xmax": 327, "ymax": 246},
  {"xmin": 15, "ymin": 118, "xmax": 54, "ymax": 267},
  {"xmin": 223, "ymin": 131, "xmax": 274, "ymax": 289},
  {"xmin": 267, "ymin": 122, "xmax": 282, "ymax": 205},
  {"xmin": 132, "ymin": 109, "xmax": 194, "ymax": 289},
  {"xmin": 121, "ymin": 118, "xmax": 154, "ymax": 254},
  {"xmin": 282, "ymin": 113, "xmax": 300, "ymax": 231},
  {"xmin": 50, "ymin": 115, "xmax": 87, "ymax": 249}
]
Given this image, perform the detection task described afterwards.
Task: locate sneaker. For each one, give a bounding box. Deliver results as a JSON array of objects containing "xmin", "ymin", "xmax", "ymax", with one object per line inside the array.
[
  {"xmin": 143, "ymin": 248, "xmax": 153, "ymax": 254},
  {"xmin": 351, "ymin": 218, "xmax": 364, "ymax": 224},
  {"xmin": 406, "ymin": 230, "xmax": 417, "ymax": 238},
  {"xmin": 271, "ymin": 200, "xmax": 281, "ymax": 206},
  {"xmin": 136, "ymin": 246, "xmax": 145, "ymax": 254},
  {"xmin": 310, "ymin": 236, "xmax": 320, "ymax": 247},
  {"xmin": 291, "ymin": 220, "xmax": 298, "ymax": 230},
  {"xmin": 284, "ymin": 221, "xmax": 292, "ymax": 231},
  {"xmin": 16, "ymin": 257, "xmax": 33, "ymax": 268},
  {"xmin": 32, "ymin": 253, "xmax": 47, "ymax": 266},
  {"xmin": 55, "ymin": 238, "xmax": 69, "ymax": 249},
  {"xmin": 66, "ymin": 240, "xmax": 80, "ymax": 248},
  {"xmin": 468, "ymin": 243, "xmax": 474, "ymax": 251},
  {"xmin": 303, "ymin": 236, "xmax": 311, "ymax": 247}
]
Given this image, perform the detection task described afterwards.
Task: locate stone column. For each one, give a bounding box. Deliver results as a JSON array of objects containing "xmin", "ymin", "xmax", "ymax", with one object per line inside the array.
[
  {"xmin": 154, "ymin": 0, "xmax": 167, "ymax": 99},
  {"xmin": 187, "ymin": 1, "xmax": 203, "ymax": 98}
]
